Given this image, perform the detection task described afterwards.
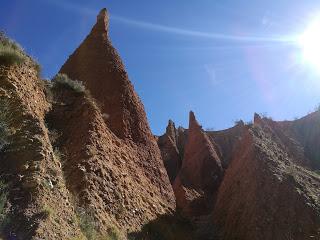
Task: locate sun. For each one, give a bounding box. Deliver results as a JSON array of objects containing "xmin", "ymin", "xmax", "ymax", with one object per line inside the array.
[{"xmin": 298, "ymin": 18, "xmax": 320, "ymax": 70}]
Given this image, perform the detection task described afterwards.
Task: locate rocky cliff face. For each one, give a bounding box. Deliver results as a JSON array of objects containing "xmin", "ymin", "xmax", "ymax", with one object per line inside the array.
[
  {"xmin": 157, "ymin": 120, "xmax": 183, "ymax": 183},
  {"xmin": 2, "ymin": 6, "xmax": 320, "ymax": 240},
  {"xmin": 277, "ymin": 111, "xmax": 320, "ymax": 169},
  {"xmin": 206, "ymin": 121, "xmax": 246, "ymax": 168},
  {"xmin": 60, "ymin": 9, "xmax": 151, "ymax": 144},
  {"xmin": 159, "ymin": 112, "xmax": 320, "ymax": 239},
  {"xmin": 172, "ymin": 112, "xmax": 223, "ymax": 217},
  {"xmin": 0, "ymin": 60, "xmax": 83, "ymax": 239},
  {"xmin": 214, "ymin": 119, "xmax": 320, "ymax": 240},
  {"xmin": 0, "ymin": 9, "xmax": 175, "ymax": 240},
  {"xmin": 50, "ymin": 8, "xmax": 175, "ymax": 236}
]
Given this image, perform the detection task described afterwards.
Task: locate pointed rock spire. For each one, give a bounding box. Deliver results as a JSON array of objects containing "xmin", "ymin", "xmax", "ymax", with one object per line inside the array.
[
  {"xmin": 189, "ymin": 111, "xmax": 201, "ymax": 130},
  {"xmin": 60, "ymin": 8, "xmax": 152, "ymax": 143},
  {"xmin": 97, "ymin": 8, "xmax": 108, "ymax": 21},
  {"xmin": 181, "ymin": 111, "xmax": 223, "ymax": 189},
  {"xmin": 166, "ymin": 119, "xmax": 177, "ymax": 143},
  {"xmin": 158, "ymin": 119, "xmax": 181, "ymax": 183},
  {"xmin": 173, "ymin": 111, "xmax": 224, "ymax": 216},
  {"xmin": 95, "ymin": 8, "xmax": 109, "ymax": 32}
]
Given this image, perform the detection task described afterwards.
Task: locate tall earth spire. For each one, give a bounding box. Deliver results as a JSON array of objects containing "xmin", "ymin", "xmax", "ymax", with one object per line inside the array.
[{"xmin": 60, "ymin": 8, "xmax": 152, "ymax": 143}]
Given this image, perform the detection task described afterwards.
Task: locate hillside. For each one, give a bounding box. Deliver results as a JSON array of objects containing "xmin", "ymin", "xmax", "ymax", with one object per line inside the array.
[
  {"xmin": 159, "ymin": 112, "xmax": 320, "ymax": 239},
  {"xmin": 0, "ymin": 7, "xmax": 320, "ymax": 240}
]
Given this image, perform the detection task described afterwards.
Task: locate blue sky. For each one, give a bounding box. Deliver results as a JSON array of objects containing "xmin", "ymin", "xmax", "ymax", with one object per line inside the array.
[{"xmin": 1, "ymin": 0, "xmax": 320, "ymax": 135}]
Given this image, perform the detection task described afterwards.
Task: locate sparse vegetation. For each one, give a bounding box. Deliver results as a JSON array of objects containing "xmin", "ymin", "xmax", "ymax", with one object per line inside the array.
[
  {"xmin": 42, "ymin": 205, "xmax": 54, "ymax": 218},
  {"xmin": 0, "ymin": 99, "xmax": 13, "ymax": 152},
  {"xmin": 76, "ymin": 207, "xmax": 120, "ymax": 240},
  {"xmin": 52, "ymin": 73, "xmax": 85, "ymax": 93},
  {"xmin": 0, "ymin": 31, "xmax": 27, "ymax": 66},
  {"xmin": 53, "ymin": 148, "xmax": 64, "ymax": 164},
  {"xmin": 0, "ymin": 181, "xmax": 8, "ymax": 217},
  {"xmin": 33, "ymin": 60, "xmax": 42, "ymax": 76},
  {"xmin": 0, "ymin": 180, "xmax": 9, "ymax": 230}
]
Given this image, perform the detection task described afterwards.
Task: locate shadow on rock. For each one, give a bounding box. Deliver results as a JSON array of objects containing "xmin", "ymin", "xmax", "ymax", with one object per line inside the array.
[
  {"xmin": 128, "ymin": 212, "xmax": 219, "ymax": 240},
  {"xmin": 127, "ymin": 213, "xmax": 194, "ymax": 240}
]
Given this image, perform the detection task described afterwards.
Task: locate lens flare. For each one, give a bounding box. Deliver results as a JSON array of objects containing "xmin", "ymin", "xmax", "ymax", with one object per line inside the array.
[{"xmin": 299, "ymin": 18, "xmax": 320, "ymax": 71}]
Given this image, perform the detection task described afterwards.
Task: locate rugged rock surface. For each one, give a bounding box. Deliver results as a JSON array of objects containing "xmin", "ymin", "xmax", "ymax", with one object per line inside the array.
[
  {"xmin": 207, "ymin": 121, "xmax": 246, "ymax": 168},
  {"xmin": 0, "ymin": 62, "xmax": 83, "ymax": 239},
  {"xmin": 51, "ymin": 8, "xmax": 175, "ymax": 236},
  {"xmin": 0, "ymin": 8, "xmax": 175, "ymax": 239},
  {"xmin": 2, "ymin": 6, "xmax": 320, "ymax": 240},
  {"xmin": 60, "ymin": 8, "xmax": 151, "ymax": 144},
  {"xmin": 213, "ymin": 121, "xmax": 320, "ymax": 240},
  {"xmin": 159, "ymin": 112, "xmax": 320, "ymax": 239},
  {"xmin": 47, "ymin": 84, "xmax": 175, "ymax": 235},
  {"xmin": 172, "ymin": 112, "xmax": 223, "ymax": 217},
  {"xmin": 253, "ymin": 113, "xmax": 310, "ymax": 167},
  {"xmin": 277, "ymin": 111, "xmax": 320, "ymax": 169},
  {"xmin": 157, "ymin": 120, "xmax": 182, "ymax": 182}
]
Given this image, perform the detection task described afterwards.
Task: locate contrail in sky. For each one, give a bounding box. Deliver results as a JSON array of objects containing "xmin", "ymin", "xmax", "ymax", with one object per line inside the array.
[
  {"xmin": 111, "ymin": 15, "xmax": 297, "ymax": 43},
  {"xmin": 41, "ymin": 0, "xmax": 298, "ymax": 43}
]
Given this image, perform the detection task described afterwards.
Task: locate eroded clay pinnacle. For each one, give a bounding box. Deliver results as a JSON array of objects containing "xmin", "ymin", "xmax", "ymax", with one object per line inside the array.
[
  {"xmin": 96, "ymin": 8, "xmax": 109, "ymax": 30},
  {"xmin": 189, "ymin": 111, "xmax": 201, "ymax": 130}
]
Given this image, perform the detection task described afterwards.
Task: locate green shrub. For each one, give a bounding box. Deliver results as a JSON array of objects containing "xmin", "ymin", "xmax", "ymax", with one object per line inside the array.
[
  {"xmin": 42, "ymin": 205, "xmax": 54, "ymax": 218},
  {"xmin": 77, "ymin": 208, "xmax": 99, "ymax": 240},
  {"xmin": 105, "ymin": 227, "xmax": 120, "ymax": 240},
  {"xmin": 76, "ymin": 207, "xmax": 120, "ymax": 240},
  {"xmin": 52, "ymin": 74, "xmax": 85, "ymax": 93},
  {"xmin": 0, "ymin": 32, "xmax": 26, "ymax": 66}
]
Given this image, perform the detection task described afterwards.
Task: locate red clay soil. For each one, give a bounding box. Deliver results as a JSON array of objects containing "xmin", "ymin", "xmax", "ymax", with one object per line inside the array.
[
  {"xmin": 49, "ymin": 8, "xmax": 175, "ymax": 235},
  {"xmin": 2, "ymin": 7, "xmax": 320, "ymax": 240},
  {"xmin": 253, "ymin": 113, "xmax": 311, "ymax": 167},
  {"xmin": 213, "ymin": 121, "xmax": 320, "ymax": 240},
  {"xmin": 277, "ymin": 111, "xmax": 320, "ymax": 170},
  {"xmin": 207, "ymin": 120, "xmax": 246, "ymax": 168},
  {"xmin": 48, "ymin": 87, "xmax": 175, "ymax": 235},
  {"xmin": 157, "ymin": 120, "xmax": 182, "ymax": 183},
  {"xmin": 0, "ymin": 63, "xmax": 83, "ymax": 239},
  {"xmin": 60, "ymin": 8, "xmax": 152, "ymax": 144},
  {"xmin": 173, "ymin": 111, "xmax": 223, "ymax": 217}
]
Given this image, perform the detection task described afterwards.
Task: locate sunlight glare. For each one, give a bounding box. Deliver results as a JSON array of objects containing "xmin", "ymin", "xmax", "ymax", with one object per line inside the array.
[{"xmin": 298, "ymin": 18, "xmax": 320, "ymax": 71}]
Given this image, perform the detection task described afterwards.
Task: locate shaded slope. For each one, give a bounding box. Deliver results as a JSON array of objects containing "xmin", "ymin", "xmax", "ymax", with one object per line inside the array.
[
  {"xmin": 173, "ymin": 112, "xmax": 223, "ymax": 217},
  {"xmin": 278, "ymin": 111, "xmax": 320, "ymax": 170},
  {"xmin": 207, "ymin": 121, "xmax": 246, "ymax": 168},
  {"xmin": 157, "ymin": 120, "xmax": 182, "ymax": 183},
  {"xmin": 0, "ymin": 62, "xmax": 82, "ymax": 239},
  {"xmin": 214, "ymin": 123, "xmax": 320, "ymax": 240}
]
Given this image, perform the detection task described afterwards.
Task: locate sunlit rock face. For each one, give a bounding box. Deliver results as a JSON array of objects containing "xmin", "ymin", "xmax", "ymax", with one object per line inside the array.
[
  {"xmin": 60, "ymin": 8, "xmax": 153, "ymax": 144},
  {"xmin": 55, "ymin": 8, "xmax": 175, "ymax": 234}
]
